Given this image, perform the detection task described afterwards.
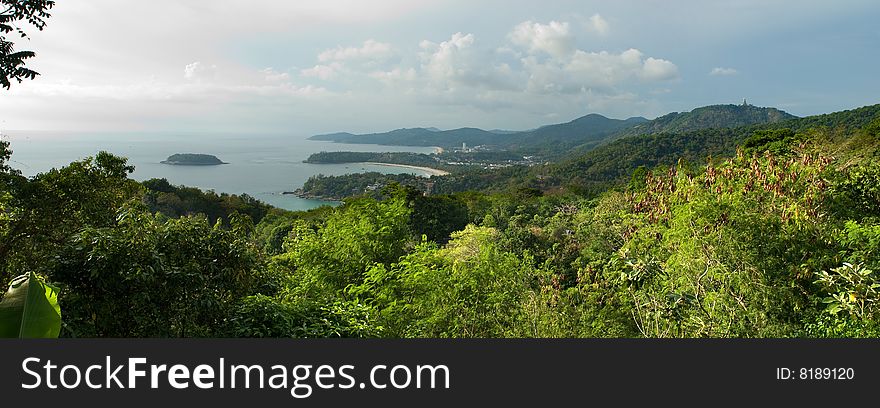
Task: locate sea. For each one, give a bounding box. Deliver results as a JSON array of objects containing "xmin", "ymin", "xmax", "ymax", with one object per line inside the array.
[{"xmin": 1, "ymin": 130, "xmax": 437, "ymax": 211}]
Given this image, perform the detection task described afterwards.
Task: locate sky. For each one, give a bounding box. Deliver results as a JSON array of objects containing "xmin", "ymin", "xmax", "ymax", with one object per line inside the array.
[{"xmin": 1, "ymin": 0, "xmax": 878, "ymax": 134}]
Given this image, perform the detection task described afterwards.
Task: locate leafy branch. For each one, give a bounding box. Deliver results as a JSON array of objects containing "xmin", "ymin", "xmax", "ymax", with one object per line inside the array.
[{"xmin": 0, "ymin": 0, "xmax": 55, "ymax": 89}]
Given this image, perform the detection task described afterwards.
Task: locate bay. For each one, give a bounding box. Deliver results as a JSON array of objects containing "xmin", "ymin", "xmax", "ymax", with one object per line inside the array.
[{"xmin": 2, "ymin": 130, "xmax": 437, "ymax": 211}]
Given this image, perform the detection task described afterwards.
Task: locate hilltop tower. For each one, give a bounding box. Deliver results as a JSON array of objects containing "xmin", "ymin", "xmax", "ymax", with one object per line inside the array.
[{"xmin": 742, "ymin": 98, "xmax": 749, "ymax": 106}]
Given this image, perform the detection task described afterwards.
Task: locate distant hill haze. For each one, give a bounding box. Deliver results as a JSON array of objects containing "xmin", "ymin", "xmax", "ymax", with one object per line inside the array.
[
  {"xmin": 310, "ymin": 114, "xmax": 649, "ymax": 155},
  {"xmin": 311, "ymin": 127, "xmax": 503, "ymax": 148},
  {"xmin": 309, "ymin": 104, "xmax": 795, "ymax": 157}
]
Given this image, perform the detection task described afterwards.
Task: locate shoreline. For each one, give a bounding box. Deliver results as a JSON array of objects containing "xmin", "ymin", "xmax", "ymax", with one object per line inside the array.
[{"xmin": 362, "ymin": 162, "xmax": 450, "ymax": 176}]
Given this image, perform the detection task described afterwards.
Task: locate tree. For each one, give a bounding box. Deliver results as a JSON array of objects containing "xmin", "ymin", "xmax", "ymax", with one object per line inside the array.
[
  {"xmin": 350, "ymin": 225, "xmax": 531, "ymax": 337},
  {"xmin": 1, "ymin": 139, "xmax": 17, "ymax": 174},
  {"xmin": 1, "ymin": 0, "xmax": 55, "ymax": 89},
  {"xmin": 52, "ymin": 206, "xmax": 266, "ymax": 337},
  {"xmin": 1, "ymin": 152, "xmax": 139, "ymax": 284}
]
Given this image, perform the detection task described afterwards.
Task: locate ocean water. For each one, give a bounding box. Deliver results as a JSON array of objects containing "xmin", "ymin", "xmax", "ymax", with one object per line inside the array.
[{"xmin": 2, "ymin": 131, "xmax": 437, "ymax": 211}]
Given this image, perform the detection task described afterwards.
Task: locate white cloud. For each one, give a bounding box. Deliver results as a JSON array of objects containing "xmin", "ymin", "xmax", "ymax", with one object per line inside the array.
[
  {"xmin": 354, "ymin": 22, "xmax": 678, "ymax": 115},
  {"xmin": 564, "ymin": 49, "xmax": 643, "ymax": 88},
  {"xmin": 588, "ymin": 14, "xmax": 610, "ymax": 36},
  {"xmin": 301, "ymin": 23, "xmax": 678, "ymax": 105},
  {"xmin": 369, "ymin": 67, "xmax": 418, "ymax": 84},
  {"xmin": 303, "ymin": 40, "xmax": 395, "ymax": 82},
  {"xmin": 419, "ymin": 32, "xmax": 475, "ymax": 81},
  {"xmin": 709, "ymin": 67, "xmax": 739, "ymax": 76},
  {"xmin": 508, "ymin": 20, "xmax": 575, "ymax": 58},
  {"xmin": 183, "ymin": 62, "xmax": 218, "ymax": 81},
  {"xmin": 261, "ymin": 68, "xmax": 290, "ymax": 82},
  {"xmin": 414, "ymin": 33, "xmax": 523, "ymax": 92},
  {"xmin": 2, "ymin": 5, "xmax": 684, "ymax": 132},
  {"xmin": 318, "ymin": 39, "xmax": 394, "ymax": 62},
  {"xmin": 300, "ymin": 63, "xmax": 343, "ymax": 80},
  {"xmin": 522, "ymin": 48, "xmax": 679, "ymax": 94},
  {"xmin": 641, "ymin": 57, "xmax": 679, "ymax": 81}
]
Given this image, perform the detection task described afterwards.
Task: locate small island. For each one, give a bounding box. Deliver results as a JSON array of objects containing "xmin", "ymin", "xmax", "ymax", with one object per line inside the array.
[{"xmin": 161, "ymin": 153, "xmax": 227, "ymax": 166}]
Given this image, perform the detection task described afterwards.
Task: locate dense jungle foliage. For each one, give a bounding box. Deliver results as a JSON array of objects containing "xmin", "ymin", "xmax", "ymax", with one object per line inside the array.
[
  {"xmin": 1, "ymin": 104, "xmax": 879, "ymax": 338},
  {"xmin": 299, "ymin": 172, "xmax": 426, "ymax": 201}
]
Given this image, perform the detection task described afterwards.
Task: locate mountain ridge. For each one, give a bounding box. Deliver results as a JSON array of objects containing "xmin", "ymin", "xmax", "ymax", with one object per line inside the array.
[
  {"xmin": 620, "ymin": 104, "xmax": 797, "ymax": 137},
  {"xmin": 310, "ymin": 112, "xmax": 647, "ymax": 155},
  {"xmin": 309, "ymin": 104, "xmax": 796, "ymax": 157}
]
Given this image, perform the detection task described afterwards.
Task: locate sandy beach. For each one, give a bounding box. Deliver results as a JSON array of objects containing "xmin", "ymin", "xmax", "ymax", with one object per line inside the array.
[{"xmin": 362, "ymin": 162, "xmax": 450, "ymax": 176}]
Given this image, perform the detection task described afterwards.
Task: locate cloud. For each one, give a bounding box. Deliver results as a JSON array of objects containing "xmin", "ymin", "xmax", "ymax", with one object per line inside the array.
[
  {"xmin": 588, "ymin": 14, "xmax": 610, "ymax": 36},
  {"xmin": 183, "ymin": 62, "xmax": 218, "ymax": 81},
  {"xmin": 3, "ymin": 6, "xmax": 683, "ymax": 132},
  {"xmin": 508, "ymin": 20, "xmax": 575, "ymax": 58},
  {"xmin": 261, "ymin": 68, "xmax": 291, "ymax": 82},
  {"xmin": 318, "ymin": 39, "xmax": 394, "ymax": 62},
  {"xmin": 709, "ymin": 67, "xmax": 739, "ymax": 76},
  {"xmin": 641, "ymin": 57, "xmax": 679, "ymax": 81},
  {"xmin": 355, "ymin": 21, "xmax": 678, "ymax": 116},
  {"xmin": 369, "ymin": 68, "xmax": 418, "ymax": 85},
  {"xmin": 303, "ymin": 40, "xmax": 395, "ymax": 82},
  {"xmin": 300, "ymin": 63, "xmax": 343, "ymax": 80},
  {"xmin": 500, "ymin": 20, "xmax": 676, "ymax": 95},
  {"xmin": 414, "ymin": 33, "xmax": 523, "ymax": 92},
  {"xmin": 419, "ymin": 32, "xmax": 475, "ymax": 81},
  {"xmin": 523, "ymin": 48, "xmax": 678, "ymax": 94}
]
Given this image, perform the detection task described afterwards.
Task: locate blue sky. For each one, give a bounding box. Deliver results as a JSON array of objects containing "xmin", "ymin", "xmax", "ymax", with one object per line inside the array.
[{"xmin": 1, "ymin": 0, "xmax": 878, "ymax": 134}]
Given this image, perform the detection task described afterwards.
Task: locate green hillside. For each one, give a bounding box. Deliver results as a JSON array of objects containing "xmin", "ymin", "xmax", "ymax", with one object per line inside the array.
[
  {"xmin": 620, "ymin": 104, "xmax": 798, "ymax": 137},
  {"xmin": 524, "ymin": 104, "xmax": 880, "ymax": 196}
]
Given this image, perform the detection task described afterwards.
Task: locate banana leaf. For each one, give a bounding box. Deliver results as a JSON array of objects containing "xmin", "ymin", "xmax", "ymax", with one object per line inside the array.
[{"xmin": 0, "ymin": 272, "xmax": 62, "ymax": 338}]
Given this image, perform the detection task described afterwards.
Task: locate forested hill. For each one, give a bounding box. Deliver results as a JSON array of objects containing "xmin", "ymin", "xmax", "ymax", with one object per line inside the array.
[
  {"xmin": 776, "ymin": 103, "xmax": 880, "ymax": 133},
  {"xmin": 619, "ymin": 104, "xmax": 797, "ymax": 137},
  {"xmin": 524, "ymin": 104, "xmax": 880, "ymax": 196},
  {"xmin": 309, "ymin": 113, "xmax": 647, "ymax": 154},
  {"xmin": 309, "ymin": 104, "xmax": 801, "ymax": 158},
  {"xmin": 513, "ymin": 114, "xmax": 648, "ymax": 152},
  {"xmin": 301, "ymin": 104, "xmax": 878, "ymax": 198}
]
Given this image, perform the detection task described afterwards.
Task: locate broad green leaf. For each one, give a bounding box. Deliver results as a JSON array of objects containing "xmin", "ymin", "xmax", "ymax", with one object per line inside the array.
[{"xmin": 0, "ymin": 272, "xmax": 62, "ymax": 338}]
